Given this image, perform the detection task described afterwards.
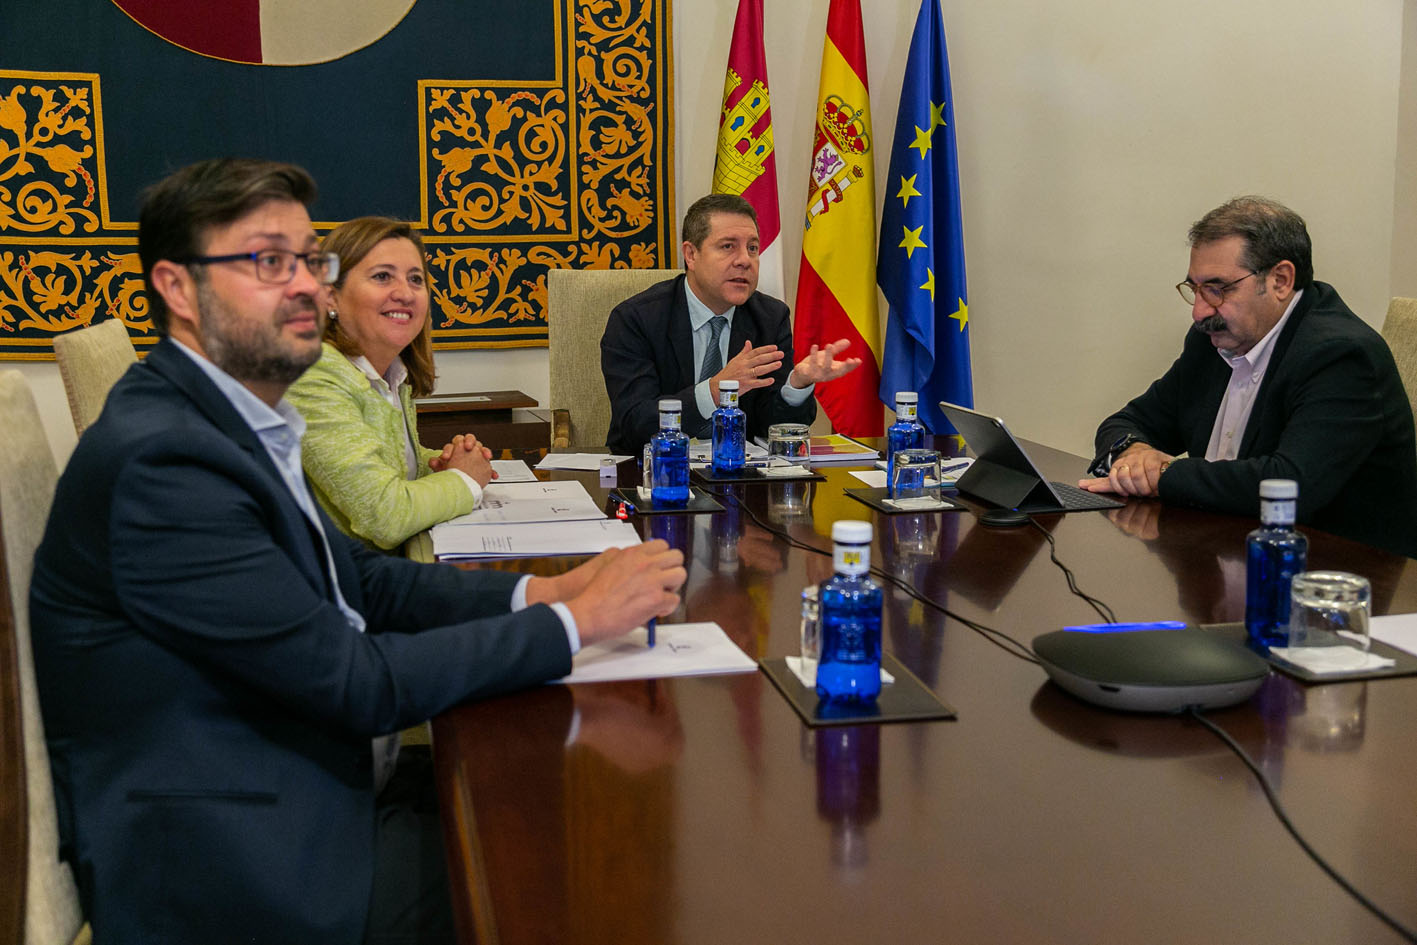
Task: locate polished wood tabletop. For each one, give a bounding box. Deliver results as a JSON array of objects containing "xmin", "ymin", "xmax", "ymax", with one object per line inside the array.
[{"xmin": 432, "ymin": 440, "xmax": 1417, "ymax": 945}]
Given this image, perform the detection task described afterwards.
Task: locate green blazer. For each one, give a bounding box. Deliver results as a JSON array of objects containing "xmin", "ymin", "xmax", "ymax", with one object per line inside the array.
[{"xmin": 286, "ymin": 343, "xmax": 477, "ymax": 552}]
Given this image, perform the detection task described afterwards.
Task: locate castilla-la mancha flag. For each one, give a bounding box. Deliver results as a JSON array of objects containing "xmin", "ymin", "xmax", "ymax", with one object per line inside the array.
[
  {"xmin": 793, "ymin": 0, "xmax": 882, "ymax": 436},
  {"xmin": 712, "ymin": 0, "xmax": 783, "ymax": 297}
]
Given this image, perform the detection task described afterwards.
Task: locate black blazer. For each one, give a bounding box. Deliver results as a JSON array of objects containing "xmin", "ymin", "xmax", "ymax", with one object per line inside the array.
[
  {"xmin": 1094, "ymin": 282, "xmax": 1417, "ymax": 558},
  {"xmin": 30, "ymin": 340, "xmax": 572, "ymax": 944},
  {"xmin": 601, "ymin": 274, "xmax": 816, "ymax": 455}
]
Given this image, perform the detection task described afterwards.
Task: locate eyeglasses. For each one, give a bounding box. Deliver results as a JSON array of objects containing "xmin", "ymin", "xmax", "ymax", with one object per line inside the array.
[
  {"xmin": 1176, "ymin": 270, "xmax": 1257, "ymax": 307},
  {"xmin": 179, "ymin": 250, "xmax": 340, "ymax": 286}
]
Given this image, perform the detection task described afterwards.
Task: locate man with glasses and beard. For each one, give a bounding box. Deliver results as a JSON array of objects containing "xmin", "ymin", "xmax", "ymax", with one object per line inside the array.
[
  {"xmin": 29, "ymin": 158, "xmax": 685, "ymax": 944},
  {"xmin": 1078, "ymin": 196, "xmax": 1417, "ymax": 558}
]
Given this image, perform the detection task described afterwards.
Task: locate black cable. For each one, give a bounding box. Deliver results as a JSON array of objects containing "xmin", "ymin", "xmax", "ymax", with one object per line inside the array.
[
  {"xmin": 713, "ymin": 487, "xmax": 1040, "ymax": 665},
  {"xmin": 1027, "ymin": 516, "xmax": 1117, "ymax": 624},
  {"xmin": 1188, "ymin": 707, "xmax": 1417, "ymax": 944}
]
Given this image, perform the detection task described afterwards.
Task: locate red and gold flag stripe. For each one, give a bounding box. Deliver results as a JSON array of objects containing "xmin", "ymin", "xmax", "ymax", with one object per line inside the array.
[{"xmin": 793, "ymin": 0, "xmax": 882, "ymax": 436}]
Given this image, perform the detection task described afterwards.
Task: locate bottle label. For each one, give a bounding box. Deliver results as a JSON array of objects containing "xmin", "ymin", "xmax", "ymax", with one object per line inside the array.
[
  {"xmin": 833, "ymin": 542, "xmax": 870, "ymax": 576},
  {"xmin": 659, "ymin": 410, "xmax": 682, "ymax": 431},
  {"xmin": 719, "ymin": 389, "xmax": 739, "ymax": 408},
  {"xmin": 898, "ymin": 402, "xmax": 917, "ymax": 421},
  {"xmin": 1260, "ymin": 497, "xmax": 1296, "ymax": 525}
]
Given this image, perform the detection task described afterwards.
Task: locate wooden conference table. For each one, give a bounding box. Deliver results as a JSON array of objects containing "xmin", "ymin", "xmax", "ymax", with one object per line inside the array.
[{"xmin": 432, "ymin": 439, "xmax": 1417, "ymax": 945}]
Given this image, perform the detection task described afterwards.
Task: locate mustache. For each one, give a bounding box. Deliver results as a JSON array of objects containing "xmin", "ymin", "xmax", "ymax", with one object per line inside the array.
[{"xmin": 1194, "ymin": 314, "xmax": 1227, "ymax": 334}]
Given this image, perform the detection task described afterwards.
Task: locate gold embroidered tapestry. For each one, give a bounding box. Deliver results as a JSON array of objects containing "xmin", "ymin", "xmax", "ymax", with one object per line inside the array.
[{"xmin": 0, "ymin": 0, "xmax": 675, "ymax": 357}]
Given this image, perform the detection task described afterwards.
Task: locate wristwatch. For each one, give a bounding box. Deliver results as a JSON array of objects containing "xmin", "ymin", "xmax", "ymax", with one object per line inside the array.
[{"xmin": 1088, "ymin": 433, "xmax": 1144, "ymax": 478}]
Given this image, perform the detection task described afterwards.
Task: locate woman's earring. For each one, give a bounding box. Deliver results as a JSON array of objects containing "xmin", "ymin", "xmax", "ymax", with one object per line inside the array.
[{"xmin": 327, "ymin": 308, "xmax": 338, "ymax": 319}]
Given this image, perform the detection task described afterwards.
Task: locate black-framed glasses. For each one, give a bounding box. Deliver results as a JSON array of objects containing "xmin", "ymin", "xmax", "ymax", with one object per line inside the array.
[
  {"xmin": 179, "ymin": 249, "xmax": 340, "ymax": 286},
  {"xmin": 1176, "ymin": 270, "xmax": 1257, "ymax": 307}
]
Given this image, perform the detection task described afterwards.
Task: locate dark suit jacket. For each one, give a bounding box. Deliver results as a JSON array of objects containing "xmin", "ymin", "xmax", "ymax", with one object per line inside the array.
[
  {"xmin": 29, "ymin": 340, "xmax": 572, "ymax": 945},
  {"xmin": 601, "ymin": 274, "xmax": 816, "ymax": 455},
  {"xmin": 1094, "ymin": 282, "xmax": 1417, "ymax": 558}
]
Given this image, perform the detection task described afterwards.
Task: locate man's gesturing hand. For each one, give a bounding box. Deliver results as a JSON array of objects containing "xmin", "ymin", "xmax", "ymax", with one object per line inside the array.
[
  {"xmin": 710, "ymin": 340, "xmax": 783, "ymax": 404},
  {"xmin": 789, "ymin": 338, "xmax": 862, "ymax": 388}
]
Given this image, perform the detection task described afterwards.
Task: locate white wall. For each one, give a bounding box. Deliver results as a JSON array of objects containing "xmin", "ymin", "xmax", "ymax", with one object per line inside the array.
[
  {"xmin": 16, "ymin": 0, "xmax": 1413, "ymax": 467},
  {"xmin": 676, "ymin": 0, "xmax": 1408, "ymax": 457}
]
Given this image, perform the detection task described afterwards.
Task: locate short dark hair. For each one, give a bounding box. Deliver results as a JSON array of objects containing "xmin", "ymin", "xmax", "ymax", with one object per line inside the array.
[
  {"xmin": 138, "ymin": 158, "xmax": 317, "ymax": 336},
  {"xmin": 681, "ymin": 193, "xmax": 757, "ymax": 250},
  {"xmin": 1188, "ymin": 196, "xmax": 1313, "ymax": 289},
  {"xmin": 322, "ymin": 217, "xmax": 438, "ymax": 398}
]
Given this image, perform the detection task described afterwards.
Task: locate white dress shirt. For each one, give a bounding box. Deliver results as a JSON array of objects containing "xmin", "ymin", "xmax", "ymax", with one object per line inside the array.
[
  {"xmin": 683, "ymin": 280, "xmax": 813, "ymax": 419},
  {"xmin": 171, "ymin": 340, "xmax": 583, "ymax": 789},
  {"xmin": 1204, "ymin": 290, "xmax": 1302, "ymax": 462}
]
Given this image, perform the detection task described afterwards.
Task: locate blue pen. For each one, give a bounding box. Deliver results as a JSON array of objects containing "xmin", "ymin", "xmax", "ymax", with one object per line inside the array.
[
  {"xmin": 1063, "ymin": 620, "xmax": 1189, "ymax": 633},
  {"xmin": 647, "ymin": 617, "xmax": 656, "ymax": 647}
]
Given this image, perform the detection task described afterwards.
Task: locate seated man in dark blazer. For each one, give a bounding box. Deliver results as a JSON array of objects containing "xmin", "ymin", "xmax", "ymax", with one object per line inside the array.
[
  {"xmin": 1079, "ymin": 195, "xmax": 1417, "ymax": 558},
  {"xmin": 601, "ymin": 193, "xmax": 860, "ymax": 455},
  {"xmin": 28, "ymin": 158, "xmax": 686, "ymax": 945}
]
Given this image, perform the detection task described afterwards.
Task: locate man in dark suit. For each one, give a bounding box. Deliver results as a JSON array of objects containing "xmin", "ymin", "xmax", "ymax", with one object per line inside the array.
[
  {"xmin": 1079, "ymin": 196, "xmax": 1417, "ymax": 558},
  {"xmin": 28, "ymin": 158, "xmax": 685, "ymax": 945},
  {"xmin": 602, "ymin": 193, "xmax": 860, "ymax": 455}
]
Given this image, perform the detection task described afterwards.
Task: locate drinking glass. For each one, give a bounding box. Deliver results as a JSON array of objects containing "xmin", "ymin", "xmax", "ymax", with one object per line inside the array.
[
  {"xmin": 1287, "ymin": 571, "xmax": 1371, "ymax": 669},
  {"xmin": 768, "ymin": 423, "xmax": 811, "ymax": 464},
  {"xmin": 767, "ymin": 481, "xmax": 812, "ymax": 523},
  {"xmin": 799, "ymin": 584, "xmax": 821, "ymax": 684},
  {"xmin": 889, "ymin": 448, "xmax": 941, "ymax": 501}
]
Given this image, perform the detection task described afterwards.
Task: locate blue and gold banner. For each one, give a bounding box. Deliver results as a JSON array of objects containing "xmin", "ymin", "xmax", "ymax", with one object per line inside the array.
[{"xmin": 0, "ymin": 0, "xmax": 675, "ymax": 358}]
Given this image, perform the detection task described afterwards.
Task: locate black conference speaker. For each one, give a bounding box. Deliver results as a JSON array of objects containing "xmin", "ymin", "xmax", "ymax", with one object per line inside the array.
[{"xmin": 1032, "ymin": 627, "xmax": 1269, "ymax": 713}]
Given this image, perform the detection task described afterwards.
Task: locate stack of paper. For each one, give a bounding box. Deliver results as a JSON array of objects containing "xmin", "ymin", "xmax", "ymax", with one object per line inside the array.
[
  {"xmin": 489, "ymin": 459, "xmax": 537, "ymax": 483},
  {"xmin": 688, "ymin": 439, "xmax": 769, "ymax": 463},
  {"xmin": 443, "ymin": 480, "xmax": 605, "ymax": 525},
  {"xmin": 558, "ymin": 622, "xmax": 757, "ymax": 683},
  {"xmin": 432, "ymin": 479, "xmax": 641, "ymax": 558},
  {"xmin": 804, "ymin": 434, "xmax": 881, "ymax": 464},
  {"xmin": 535, "ymin": 453, "xmax": 633, "ymax": 471},
  {"xmin": 433, "ymin": 518, "xmax": 641, "ymax": 559}
]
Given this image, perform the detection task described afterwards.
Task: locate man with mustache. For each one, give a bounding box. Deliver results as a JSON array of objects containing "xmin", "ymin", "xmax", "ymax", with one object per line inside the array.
[
  {"xmin": 1078, "ymin": 196, "xmax": 1417, "ymax": 558},
  {"xmin": 29, "ymin": 158, "xmax": 685, "ymax": 944},
  {"xmin": 602, "ymin": 193, "xmax": 860, "ymax": 455}
]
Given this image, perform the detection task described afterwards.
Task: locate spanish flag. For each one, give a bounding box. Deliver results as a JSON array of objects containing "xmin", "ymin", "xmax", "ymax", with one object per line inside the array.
[{"xmin": 793, "ymin": 0, "xmax": 882, "ymax": 436}]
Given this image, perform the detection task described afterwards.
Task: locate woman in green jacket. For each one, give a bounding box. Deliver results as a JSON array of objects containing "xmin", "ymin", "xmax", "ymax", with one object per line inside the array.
[{"xmin": 286, "ymin": 217, "xmax": 494, "ymax": 555}]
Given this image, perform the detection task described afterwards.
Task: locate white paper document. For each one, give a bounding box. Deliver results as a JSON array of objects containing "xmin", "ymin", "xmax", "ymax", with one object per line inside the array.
[
  {"xmin": 535, "ymin": 452, "xmax": 634, "ymax": 471},
  {"xmin": 433, "ymin": 518, "xmax": 640, "ymax": 559},
  {"xmin": 863, "ymin": 456, "xmax": 974, "ymax": 483},
  {"xmin": 558, "ymin": 622, "xmax": 758, "ymax": 683},
  {"xmin": 443, "ymin": 480, "xmax": 604, "ymax": 526},
  {"xmin": 849, "ymin": 469, "xmax": 955, "ymax": 489},
  {"xmin": 1370, "ymin": 613, "xmax": 1417, "ymax": 656},
  {"xmin": 1269, "ymin": 646, "xmax": 1396, "ymax": 674},
  {"xmin": 689, "ymin": 439, "xmax": 768, "ymax": 462},
  {"xmin": 489, "ymin": 459, "xmax": 537, "ymax": 483}
]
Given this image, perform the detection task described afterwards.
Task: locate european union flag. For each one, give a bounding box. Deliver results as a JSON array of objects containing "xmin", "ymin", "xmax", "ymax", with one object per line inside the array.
[{"xmin": 877, "ymin": 0, "xmax": 971, "ymax": 435}]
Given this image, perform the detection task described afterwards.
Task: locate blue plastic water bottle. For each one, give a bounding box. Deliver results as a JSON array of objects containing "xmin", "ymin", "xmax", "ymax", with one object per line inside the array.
[
  {"xmin": 650, "ymin": 399, "xmax": 689, "ymax": 506},
  {"xmin": 1245, "ymin": 478, "xmax": 1307, "ymax": 648},
  {"xmin": 711, "ymin": 380, "xmax": 745, "ymax": 475},
  {"xmin": 816, "ymin": 520, "xmax": 883, "ymax": 704},
  {"xmin": 886, "ymin": 391, "xmax": 925, "ymax": 487}
]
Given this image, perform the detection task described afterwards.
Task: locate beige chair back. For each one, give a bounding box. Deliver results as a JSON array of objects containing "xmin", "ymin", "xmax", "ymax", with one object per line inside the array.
[
  {"xmin": 1381, "ymin": 297, "xmax": 1417, "ymax": 422},
  {"xmin": 53, "ymin": 320, "xmax": 137, "ymax": 436},
  {"xmin": 0, "ymin": 372, "xmax": 83, "ymax": 944},
  {"xmin": 547, "ymin": 268, "xmax": 680, "ymax": 449}
]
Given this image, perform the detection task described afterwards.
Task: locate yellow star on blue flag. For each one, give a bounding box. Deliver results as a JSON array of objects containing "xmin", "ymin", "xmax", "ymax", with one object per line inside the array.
[{"xmin": 875, "ymin": 0, "xmax": 972, "ymax": 435}]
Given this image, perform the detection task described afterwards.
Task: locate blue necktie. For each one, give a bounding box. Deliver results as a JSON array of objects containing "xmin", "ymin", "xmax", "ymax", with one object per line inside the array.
[{"xmin": 698, "ymin": 316, "xmax": 728, "ymax": 383}]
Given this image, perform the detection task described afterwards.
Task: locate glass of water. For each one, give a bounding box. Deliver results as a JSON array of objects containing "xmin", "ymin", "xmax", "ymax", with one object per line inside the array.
[
  {"xmin": 1287, "ymin": 571, "xmax": 1372, "ymax": 669},
  {"xmin": 800, "ymin": 584, "xmax": 820, "ymax": 682},
  {"xmin": 889, "ymin": 448, "xmax": 941, "ymax": 501},
  {"xmin": 768, "ymin": 422, "xmax": 811, "ymax": 464}
]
